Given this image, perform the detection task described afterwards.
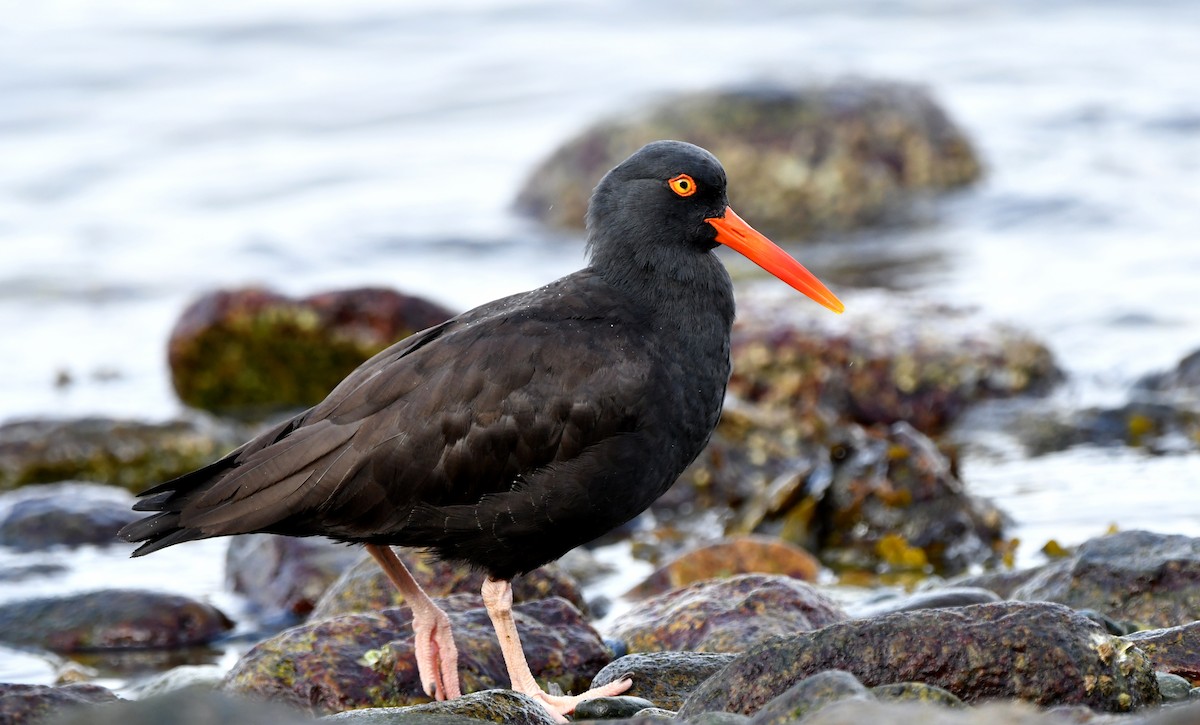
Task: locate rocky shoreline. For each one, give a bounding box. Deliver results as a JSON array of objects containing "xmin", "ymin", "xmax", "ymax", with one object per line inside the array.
[{"xmin": 1, "ymin": 82, "xmax": 1198, "ymax": 724}]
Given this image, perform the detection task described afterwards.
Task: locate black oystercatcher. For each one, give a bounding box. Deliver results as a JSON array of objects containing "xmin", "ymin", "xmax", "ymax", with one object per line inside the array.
[{"xmin": 119, "ymin": 140, "xmax": 843, "ymax": 720}]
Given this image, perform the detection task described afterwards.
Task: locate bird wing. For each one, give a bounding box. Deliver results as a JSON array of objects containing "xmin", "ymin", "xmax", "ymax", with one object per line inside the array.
[{"xmin": 170, "ymin": 276, "xmax": 660, "ymax": 541}]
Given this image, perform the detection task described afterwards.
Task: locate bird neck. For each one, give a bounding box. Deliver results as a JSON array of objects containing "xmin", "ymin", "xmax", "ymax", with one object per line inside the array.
[{"xmin": 588, "ymin": 241, "xmax": 736, "ymax": 335}]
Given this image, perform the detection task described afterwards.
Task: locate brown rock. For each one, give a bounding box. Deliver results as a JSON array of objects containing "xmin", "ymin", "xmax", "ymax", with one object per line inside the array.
[
  {"xmin": 168, "ymin": 286, "xmax": 454, "ymax": 416},
  {"xmin": 624, "ymin": 535, "xmax": 820, "ymax": 600},
  {"xmin": 1124, "ymin": 621, "xmax": 1200, "ymax": 685},
  {"xmin": 609, "ymin": 574, "xmax": 847, "ymax": 654},
  {"xmin": 0, "ymin": 589, "xmax": 233, "ymax": 653},
  {"xmin": 0, "ymin": 683, "xmax": 119, "ymax": 725},
  {"xmin": 226, "ymin": 534, "xmax": 363, "ymax": 621}
]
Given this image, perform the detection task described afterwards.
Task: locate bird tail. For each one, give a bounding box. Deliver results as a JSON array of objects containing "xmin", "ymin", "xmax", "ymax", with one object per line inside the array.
[{"xmin": 117, "ymin": 454, "xmax": 240, "ymax": 556}]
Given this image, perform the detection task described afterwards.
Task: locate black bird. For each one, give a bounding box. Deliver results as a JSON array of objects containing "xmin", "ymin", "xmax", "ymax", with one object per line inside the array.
[{"xmin": 119, "ymin": 140, "xmax": 843, "ymax": 720}]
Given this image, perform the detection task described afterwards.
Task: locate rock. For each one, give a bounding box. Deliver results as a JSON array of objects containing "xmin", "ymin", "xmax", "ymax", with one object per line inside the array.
[
  {"xmin": 310, "ymin": 548, "xmax": 586, "ymax": 620},
  {"xmin": 766, "ymin": 699, "xmax": 1098, "ymax": 725},
  {"xmin": 323, "ymin": 690, "xmax": 556, "ymax": 724},
  {"xmin": 572, "ymin": 695, "xmax": 659, "ymax": 720},
  {"xmin": 41, "ymin": 687, "xmax": 314, "ymax": 725},
  {"xmin": 727, "ymin": 294, "xmax": 1062, "ymax": 437},
  {"xmin": 1011, "ymin": 530, "xmax": 1200, "ymax": 628},
  {"xmin": 1156, "ymin": 672, "xmax": 1193, "ymax": 702},
  {"xmin": 719, "ymin": 420, "xmax": 1007, "ymax": 576},
  {"xmin": 126, "ymin": 664, "xmax": 227, "ymax": 699},
  {"xmin": 848, "ymin": 586, "xmax": 1002, "ymax": 619},
  {"xmin": 951, "ymin": 566, "xmax": 1047, "ymax": 600},
  {"xmin": 225, "ymin": 595, "xmax": 612, "ymax": 714},
  {"xmin": 678, "ymin": 601, "xmax": 1160, "ymax": 717},
  {"xmin": 168, "ymin": 286, "xmax": 454, "ymax": 417},
  {"xmin": 592, "ymin": 651, "xmax": 738, "ymax": 710},
  {"xmin": 624, "ymin": 535, "xmax": 820, "ymax": 600},
  {"xmin": 0, "ymin": 589, "xmax": 233, "ymax": 652},
  {"xmin": 749, "ymin": 670, "xmax": 872, "ymax": 724},
  {"xmin": 0, "ymin": 416, "xmax": 246, "ymax": 493},
  {"xmin": 226, "ymin": 534, "xmax": 362, "ymax": 623},
  {"xmin": 1015, "ymin": 402, "xmax": 1200, "ymax": 456},
  {"xmin": 871, "ymin": 682, "xmax": 965, "ymax": 707},
  {"xmin": 0, "ymin": 482, "xmax": 137, "ymax": 550},
  {"xmin": 1124, "ymin": 621, "xmax": 1200, "ymax": 684},
  {"xmin": 515, "ymin": 82, "xmax": 981, "ymax": 240},
  {"xmin": 608, "ymin": 574, "xmax": 847, "ymax": 654},
  {"xmin": 0, "ymin": 683, "xmax": 119, "ymax": 725}
]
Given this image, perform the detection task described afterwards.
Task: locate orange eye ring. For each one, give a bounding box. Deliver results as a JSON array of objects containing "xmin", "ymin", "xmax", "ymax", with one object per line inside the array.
[{"xmin": 668, "ymin": 173, "xmax": 697, "ymax": 197}]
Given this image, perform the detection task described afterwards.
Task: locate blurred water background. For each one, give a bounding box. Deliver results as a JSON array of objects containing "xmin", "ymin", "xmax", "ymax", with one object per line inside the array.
[{"xmin": 1, "ymin": 0, "xmax": 1198, "ymax": 688}]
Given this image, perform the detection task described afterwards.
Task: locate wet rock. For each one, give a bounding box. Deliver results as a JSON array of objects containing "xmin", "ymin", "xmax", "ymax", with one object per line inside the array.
[
  {"xmin": 777, "ymin": 699, "xmax": 1096, "ymax": 725},
  {"xmin": 0, "ymin": 482, "xmax": 137, "ymax": 550},
  {"xmin": 41, "ymin": 687, "xmax": 314, "ymax": 725},
  {"xmin": 1156, "ymin": 673, "xmax": 1193, "ymax": 702},
  {"xmin": 729, "ymin": 420, "xmax": 1007, "ymax": 576},
  {"xmin": 0, "ymin": 416, "xmax": 246, "ymax": 493},
  {"xmin": 126, "ymin": 663, "xmax": 227, "ymax": 698},
  {"xmin": 516, "ymin": 82, "xmax": 981, "ymax": 240},
  {"xmin": 678, "ymin": 601, "xmax": 1160, "ymax": 717},
  {"xmin": 871, "ymin": 682, "xmax": 965, "ymax": 707},
  {"xmin": 848, "ymin": 586, "xmax": 1002, "ymax": 619},
  {"xmin": 226, "ymin": 534, "xmax": 362, "ymax": 623},
  {"xmin": 750, "ymin": 669, "xmax": 871, "ymax": 724},
  {"xmin": 609, "ymin": 574, "xmax": 847, "ymax": 654},
  {"xmin": 1015, "ymin": 402, "xmax": 1200, "ymax": 456},
  {"xmin": 310, "ymin": 547, "xmax": 585, "ymax": 620},
  {"xmin": 225, "ymin": 595, "xmax": 612, "ymax": 714},
  {"xmin": 168, "ymin": 286, "xmax": 454, "ymax": 417},
  {"xmin": 624, "ymin": 535, "xmax": 820, "ymax": 600},
  {"xmin": 0, "ymin": 683, "xmax": 119, "ymax": 725},
  {"xmin": 951, "ymin": 566, "xmax": 1047, "ymax": 600},
  {"xmin": 592, "ymin": 652, "xmax": 737, "ymax": 711},
  {"xmin": 323, "ymin": 691, "xmax": 549, "ymax": 723},
  {"xmin": 573, "ymin": 695, "xmax": 658, "ymax": 720},
  {"xmin": 727, "ymin": 294, "xmax": 1062, "ymax": 436},
  {"xmin": 1011, "ymin": 530, "xmax": 1200, "ymax": 628},
  {"xmin": 0, "ymin": 589, "xmax": 233, "ymax": 652},
  {"xmin": 1124, "ymin": 621, "xmax": 1200, "ymax": 684},
  {"xmin": 0, "ymin": 562, "xmax": 68, "ymax": 582}
]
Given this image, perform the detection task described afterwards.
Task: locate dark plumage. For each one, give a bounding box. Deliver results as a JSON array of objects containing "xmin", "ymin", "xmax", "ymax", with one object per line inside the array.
[{"xmin": 119, "ymin": 140, "xmax": 842, "ymax": 718}]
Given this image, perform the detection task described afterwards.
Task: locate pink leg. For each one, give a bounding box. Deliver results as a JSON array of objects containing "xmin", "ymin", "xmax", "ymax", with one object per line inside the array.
[
  {"xmin": 366, "ymin": 544, "xmax": 461, "ymax": 700},
  {"xmin": 481, "ymin": 577, "xmax": 631, "ymax": 723}
]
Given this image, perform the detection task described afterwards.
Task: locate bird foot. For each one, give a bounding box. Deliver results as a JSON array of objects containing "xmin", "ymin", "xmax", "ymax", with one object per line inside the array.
[
  {"xmin": 523, "ymin": 676, "xmax": 632, "ymax": 723},
  {"xmin": 411, "ymin": 604, "xmax": 462, "ymax": 700}
]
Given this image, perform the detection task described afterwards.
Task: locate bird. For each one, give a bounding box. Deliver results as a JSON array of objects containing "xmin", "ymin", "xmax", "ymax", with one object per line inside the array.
[{"xmin": 118, "ymin": 140, "xmax": 844, "ymax": 721}]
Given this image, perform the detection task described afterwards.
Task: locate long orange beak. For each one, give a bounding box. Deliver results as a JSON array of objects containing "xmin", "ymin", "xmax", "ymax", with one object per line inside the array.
[{"xmin": 706, "ymin": 206, "xmax": 844, "ymax": 314}]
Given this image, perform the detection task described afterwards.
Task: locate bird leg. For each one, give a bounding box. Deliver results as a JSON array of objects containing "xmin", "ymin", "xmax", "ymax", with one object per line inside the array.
[
  {"xmin": 366, "ymin": 544, "xmax": 461, "ymax": 701},
  {"xmin": 480, "ymin": 577, "xmax": 631, "ymax": 722}
]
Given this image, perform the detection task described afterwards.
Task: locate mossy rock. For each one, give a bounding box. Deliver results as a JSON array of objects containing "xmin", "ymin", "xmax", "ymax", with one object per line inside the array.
[
  {"xmin": 168, "ymin": 287, "xmax": 454, "ymax": 417},
  {"xmin": 515, "ymin": 81, "xmax": 982, "ymax": 240},
  {"xmin": 0, "ymin": 416, "xmax": 246, "ymax": 493}
]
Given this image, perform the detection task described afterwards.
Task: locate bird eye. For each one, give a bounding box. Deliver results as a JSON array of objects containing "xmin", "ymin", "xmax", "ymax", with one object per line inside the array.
[{"xmin": 668, "ymin": 174, "xmax": 697, "ymax": 197}]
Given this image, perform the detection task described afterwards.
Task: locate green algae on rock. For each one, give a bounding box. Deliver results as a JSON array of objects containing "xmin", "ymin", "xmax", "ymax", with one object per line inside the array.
[
  {"xmin": 168, "ymin": 287, "xmax": 454, "ymax": 417},
  {"xmin": 0, "ymin": 416, "xmax": 247, "ymax": 493},
  {"xmin": 515, "ymin": 82, "xmax": 981, "ymax": 241},
  {"xmin": 677, "ymin": 601, "xmax": 1161, "ymax": 717},
  {"xmin": 224, "ymin": 596, "xmax": 613, "ymax": 715}
]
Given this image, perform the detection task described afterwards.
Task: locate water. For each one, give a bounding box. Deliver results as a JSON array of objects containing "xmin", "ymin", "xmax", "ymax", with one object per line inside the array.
[{"xmin": 2, "ymin": 0, "xmax": 1199, "ymax": 688}]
